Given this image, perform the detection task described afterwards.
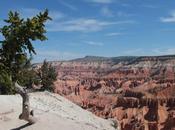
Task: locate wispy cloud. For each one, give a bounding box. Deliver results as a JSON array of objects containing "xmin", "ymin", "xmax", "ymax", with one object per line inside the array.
[
  {"xmin": 47, "ymin": 18, "xmax": 135, "ymax": 32},
  {"xmin": 122, "ymin": 48, "xmax": 175, "ymax": 56},
  {"xmin": 85, "ymin": 0, "xmax": 113, "ymax": 4},
  {"xmin": 100, "ymin": 7, "xmax": 134, "ymax": 18},
  {"xmin": 101, "ymin": 7, "xmax": 135, "ymax": 18},
  {"xmin": 152, "ymin": 48, "xmax": 175, "ymax": 55},
  {"xmin": 49, "ymin": 11, "xmax": 65, "ymax": 20},
  {"xmin": 20, "ymin": 8, "xmax": 65, "ymax": 20},
  {"xmin": 58, "ymin": 0, "xmax": 77, "ymax": 11},
  {"xmin": 84, "ymin": 41, "xmax": 103, "ymax": 46},
  {"xmin": 116, "ymin": 11, "xmax": 134, "ymax": 17},
  {"xmin": 100, "ymin": 7, "xmax": 113, "ymax": 17},
  {"xmin": 142, "ymin": 5, "xmax": 158, "ymax": 9},
  {"xmin": 106, "ymin": 32, "xmax": 124, "ymax": 36},
  {"xmin": 160, "ymin": 10, "xmax": 175, "ymax": 23}
]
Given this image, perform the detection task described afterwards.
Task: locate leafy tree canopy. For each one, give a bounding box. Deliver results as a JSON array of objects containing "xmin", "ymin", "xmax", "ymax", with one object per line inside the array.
[{"xmin": 0, "ymin": 9, "xmax": 51, "ymax": 94}]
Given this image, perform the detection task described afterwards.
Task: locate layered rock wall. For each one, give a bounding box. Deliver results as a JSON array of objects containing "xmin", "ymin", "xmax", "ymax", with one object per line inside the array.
[{"xmin": 44, "ymin": 55, "xmax": 175, "ymax": 130}]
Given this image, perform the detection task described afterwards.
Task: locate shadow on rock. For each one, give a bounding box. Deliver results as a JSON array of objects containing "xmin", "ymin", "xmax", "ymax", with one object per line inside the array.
[{"xmin": 11, "ymin": 123, "xmax": 32, "ymax": 130}]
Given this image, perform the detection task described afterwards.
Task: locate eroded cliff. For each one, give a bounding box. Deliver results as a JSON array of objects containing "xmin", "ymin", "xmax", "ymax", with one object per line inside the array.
[{"xmin": 35, "ymin": 55, "xmax": 175, "ymax": 130}]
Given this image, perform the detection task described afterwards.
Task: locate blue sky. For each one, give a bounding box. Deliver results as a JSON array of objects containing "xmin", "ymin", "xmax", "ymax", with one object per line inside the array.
[{"xmin": 1, "ymin": 0, "xmax": 175, "ymax": 62}]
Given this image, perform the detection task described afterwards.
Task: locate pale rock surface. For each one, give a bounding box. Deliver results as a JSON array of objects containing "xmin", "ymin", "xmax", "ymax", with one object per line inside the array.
[{"xmin": 0, "ymin": 92, "xmax": 119, "ymax": 130}]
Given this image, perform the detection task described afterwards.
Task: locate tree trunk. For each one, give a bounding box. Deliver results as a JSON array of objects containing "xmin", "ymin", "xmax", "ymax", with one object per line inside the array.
[{"xmin": 15, "ymin": 82, "xmax": 37, "ymax": 124}]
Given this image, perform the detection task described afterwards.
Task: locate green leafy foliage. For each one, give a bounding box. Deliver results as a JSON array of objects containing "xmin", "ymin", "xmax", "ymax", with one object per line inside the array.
[
  {"xmin": 0, "ymin": 66, "xmax": 14, "ymax": 94},
  {"xmin": 16, "ymin": 58, "xmax": 40, "ymax": 88},
  {"xmin": 39, "ymin": 60, "xmax": 57, "ymax": 92},
  {"xmin": 0, "ymin": 10, "xmax": 51, "ymax": 94}
]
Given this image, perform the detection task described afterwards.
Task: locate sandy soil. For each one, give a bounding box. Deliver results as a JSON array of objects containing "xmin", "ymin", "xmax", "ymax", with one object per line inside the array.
[{"xmin": 0, "ymin": 92, "xmax": 118, "ymax": 130}]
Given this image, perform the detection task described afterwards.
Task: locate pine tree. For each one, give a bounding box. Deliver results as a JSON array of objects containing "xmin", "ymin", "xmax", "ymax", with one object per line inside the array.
[
  {"xmin": 0, "ymin": 9, "xmax": 51, "ymax": 94},
  {"xmin": 39, "ymin": 60, "xmax": 57, "ymax": 92}
]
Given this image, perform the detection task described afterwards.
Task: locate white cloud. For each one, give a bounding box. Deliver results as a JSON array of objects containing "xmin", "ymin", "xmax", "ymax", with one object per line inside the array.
[
  {"xmin": 20, "ymin": 8, "xmax": 65, "ymax": 20},
  {"xmin": 58, "ymin": 0, "xmax": 77, "ymax": 11},
  {"xmin": 101, "ymin": 9, "xmax": 134, "ymax": 18},
  {"xmin": 142, "ymin": 5, "xmax": 158, "ymax": 9},
  {"xmin": 160, "ymin": 11, "xmax": 175, "ymax": 23},
  {"xmin": 84, "ymin": 41, "xmax": 103, "ymax": 46},
  {"xmin": 49, "ymin": 11, "xmax": 65, "ymax": 20},
  {"xmin": 116, "ymin": 11, "xmax": 132, "ymax": 17},
  {"xmin": 47, "ymin": 18, "xmax": 135, "ymax": 32},
  {"xmin": 18, "ymin": 8, "xmax": 135, "ymax": 33},
  {"xmin": 122, "ymin": 48, "xmax": 175, "ymax": 56},
  {"xmin": 152, "ymin": 48, "xmax": 175, "ymax": 55},
  {"xmin": 106, "ymin": 32, "xmax": 124, "ymax": 36},
  {"xmin": 86, "ymin": 0, "xmax": 114, "ymax": 4},
  {"xmin": 100, "ymin": 7, "xmax": 113, "ymax": 17}
]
